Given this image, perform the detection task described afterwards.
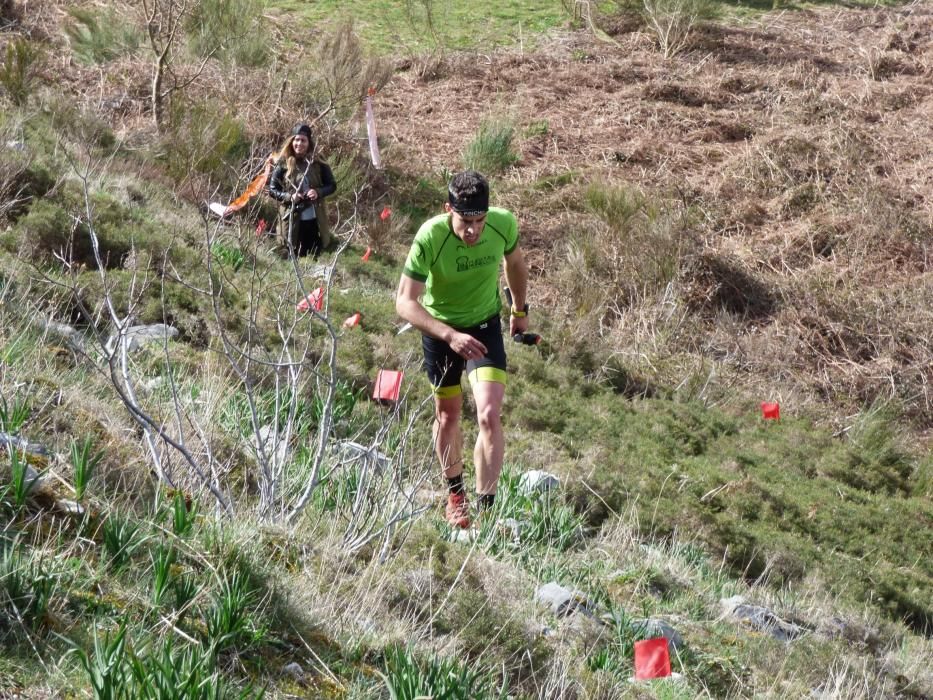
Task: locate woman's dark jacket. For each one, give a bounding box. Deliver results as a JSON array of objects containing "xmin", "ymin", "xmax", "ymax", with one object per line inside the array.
[{"xmin": 268, "ymin": 158, "xmax": 336, "ymax": 246}]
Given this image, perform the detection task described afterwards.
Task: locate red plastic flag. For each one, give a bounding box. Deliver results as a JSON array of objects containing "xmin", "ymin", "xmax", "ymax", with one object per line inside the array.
[
  {"xmin": 373, "ymin": 369, "xmax": 403, "ymax": 402},
  {"xmin": 343, "ymin": 312, "xmax": 361, "ymax": 328},
  {"xmin": 634, "ymin": 638, "xmax": 671, "ymax": 680},
  {"xmin": 297, "ymin": 287, "xmax": 324, "ymax": 312},
  {"xmin": 761, "ymin": 402, "xmax": 780, "ymax": 420},
  {"xmin": 380, "ymin": 206, "xmax": 392, "ymax": 221},
  {"xmin": 361, "ymin": 246, "xmax": 372, "ymax": 262},
  {"xmin": 255, "ymin": 219, "xmax": 267, "ymax": 236}
]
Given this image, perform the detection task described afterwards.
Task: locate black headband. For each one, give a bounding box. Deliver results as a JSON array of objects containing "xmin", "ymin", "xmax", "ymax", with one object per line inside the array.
[{"xmin": 448, "ymin": 187, "xmax": 488, "ymax": 217}]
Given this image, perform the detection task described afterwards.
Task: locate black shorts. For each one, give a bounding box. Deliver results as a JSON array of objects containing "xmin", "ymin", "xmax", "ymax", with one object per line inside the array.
[{"xmin": 422, "ymin": 315, "xmax": 507, "ymax": 398}]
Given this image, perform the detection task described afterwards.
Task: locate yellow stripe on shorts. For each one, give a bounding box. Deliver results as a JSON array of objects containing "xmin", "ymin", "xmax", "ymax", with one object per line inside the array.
[
  {"xmin": 434, "ymin": 384, "xmax": 463, "ymax": 398},
  {"xmin": 468, "ymin": 367, "xmax": 507, "ymax": 385}
]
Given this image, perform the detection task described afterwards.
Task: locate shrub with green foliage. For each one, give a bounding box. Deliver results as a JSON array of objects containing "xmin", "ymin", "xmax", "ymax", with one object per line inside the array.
[
  {"xmin": 13, "ymin": 191, "xmax": 168, "ymax": 270},
  {"xmin": 162, "ymin": 103, "xmax": 251, "ymax": 189},
  {"xmin": 0, "ymin": 38, "xmax": 41, "ymax": 106},
  {"xmin": 186, "ymin": 0, "xmax": 269, "ymax": 67},
  {"xmin": 64, "ymin": 7, "xmax": 141, "ymax": 65},
  {"xmin": 462, "ymin": 119, "xmax": 519, "ymax": 174}
]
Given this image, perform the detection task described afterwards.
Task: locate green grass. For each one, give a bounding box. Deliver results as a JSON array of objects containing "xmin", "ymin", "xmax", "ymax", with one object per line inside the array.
[{"xmin": 271, "ymin": 0, "xmax": 568, "ymax": 54}]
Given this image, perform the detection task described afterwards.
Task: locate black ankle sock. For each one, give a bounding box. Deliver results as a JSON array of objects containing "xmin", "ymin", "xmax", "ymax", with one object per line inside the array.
[
  {"xmin": 477, "ymin": 493, "xmax": 495, "ymax": 511},
  {"xmin": 447, "ymin": 474, "xmax": 465, "ymax": 496}
]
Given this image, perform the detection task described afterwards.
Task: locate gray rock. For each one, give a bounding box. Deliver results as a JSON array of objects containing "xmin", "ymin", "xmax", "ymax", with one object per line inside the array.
[
  {"xmin": 451, "ymin": 527, "xmax": 477, "ymax": 544},
  {"xmin": 633, "ymin": 618, "xmax": 685, "ymax": 651},
  {"xmin": 256, "ymin": 425, "xmax": 290, "ymax": 465},
  {"xmin": 720, "ymin": 595, "xmax": 808, "ymax": 642},
  {"xmin": 106, "ymin": 324, "xmax": 179, "ymax": 354},
  {"xmin": 499, "ymin": 517, "xmax": 523, "ymax": 542},
  {"xmin": 0, "ymin": 433, "xmax": 50, "ymax": 458},
  {"xmin": 55, "ymin": 499, "xmax": 85, "ymax": 516},
  {"xmin": 336, "ymin": 440, "xmax": 389, "ymax": 472},
  {"xmin": 37, "ymin": 318, "xmax": 85, "ymax": 351},
  {"xmin": 536, "ymin": 582, "xmax": 591, "ymax": 617},
  {"xmin": 141, "ymin": 377, "xmax": 165, "ymax": 393},
  {"xmin": 519, "ymin": 470, "xmax": 561, "ymax": 495},
  {"xmin": 281, "ymin": 661, "xmax": 304, "ymax": 682},
  {"xmin": 817, "ymin": 616, "xmax": 882, "ymax": 652}
]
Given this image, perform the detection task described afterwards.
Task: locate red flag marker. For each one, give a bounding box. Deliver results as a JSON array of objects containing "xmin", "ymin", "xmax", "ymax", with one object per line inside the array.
[
  {"xmin": 373, "ymin": 369, "xmax": 403, "ymax": 402},
  {"xmin": 761, "ymin": 402, "xmax": 780, "ymax": 420},
  {"xmin": 634, "ymin": 637, "xmax": 671, "ymax": 680},
  {"xmin": 380, "ymin": 206, "xmax": 392, "ymax": 221},
  {"xmin": 255, "ymin": 219, "xmax": 267, "ymax": 236},
  {"xmin": 343, "ymin": 312, "xmax": 361, "ymax": 328},
  {"xmin": 297, "ymin": 287, "xmax": 324, "ymax": 312},
  {"xmin": 361, "ymin": 246, "xmax": 372, "ymax": 262}
]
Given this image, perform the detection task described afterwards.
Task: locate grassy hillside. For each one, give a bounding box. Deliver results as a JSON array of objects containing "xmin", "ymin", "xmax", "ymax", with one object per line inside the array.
[{"xmin": 0, "ymin": 0, "xmax": 931, "ymax": 697}]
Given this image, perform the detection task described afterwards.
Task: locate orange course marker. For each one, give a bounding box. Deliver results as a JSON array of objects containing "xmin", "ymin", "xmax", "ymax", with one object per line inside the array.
[
  {"xmin": 380, "ymin": 206, "xmax": 392, "ymax": 221},
  {"xmin": 361, "ymin": 246, "xmax": 372, "ymax": 262},
  {"xmin": 634, "ymin": 638, "xmax": 671, "ymax": 680},
  {"xmin": 373, "ymin": 369, "xmax": 403, "ymax": 402},
  {"xmin": 761, "ymin": 402, "xmax": 780, "ymax": 420},
  {"xmin": 297, "ymin": 287, "xmax": 324, "ymax": 312},
  {"xmin": 343, "ymin": 312, "xmax": 361, "ymax": 328}
]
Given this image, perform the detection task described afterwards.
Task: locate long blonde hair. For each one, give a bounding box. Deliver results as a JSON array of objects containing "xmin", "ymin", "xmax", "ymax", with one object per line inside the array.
[{"xmin": 277, "ymin": 133, "xmax": 316, "ymax": 179}]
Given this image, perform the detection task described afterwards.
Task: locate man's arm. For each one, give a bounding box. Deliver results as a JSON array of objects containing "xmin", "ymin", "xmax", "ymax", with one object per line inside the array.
[
  {"xmin": 503, "ymin": 246, "xmax": 529, "ymax": 336},
  {"xmin": 396, "ymin": 275, "xmax": 488, "ymax": 359}
]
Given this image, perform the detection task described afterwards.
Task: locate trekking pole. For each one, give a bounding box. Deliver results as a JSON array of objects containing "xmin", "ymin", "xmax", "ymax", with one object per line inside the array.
[{"xmin": 504, "ymin": 288, "xmax": 542, "ymax": 346}]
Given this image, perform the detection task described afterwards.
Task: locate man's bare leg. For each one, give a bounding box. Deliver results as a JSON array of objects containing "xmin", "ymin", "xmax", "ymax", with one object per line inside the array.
[
  {"xmin": 433, "ymin": 395, "xmax": 464, "ymax": 479},
  {"xmin": 471, "ymin": 381, "xmax": 505, "ymax": 495}
]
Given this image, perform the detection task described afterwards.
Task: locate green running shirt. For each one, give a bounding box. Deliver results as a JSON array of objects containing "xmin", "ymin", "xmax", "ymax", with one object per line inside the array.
[{"xmin": 403, "ymin": 207, "xmax": 519, "ymax": 328}]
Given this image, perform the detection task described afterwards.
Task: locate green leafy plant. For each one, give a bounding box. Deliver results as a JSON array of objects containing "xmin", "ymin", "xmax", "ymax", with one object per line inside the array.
[
  {"xmin": 172, "ymin": 490, "xmax": 196, "ymax": 537},
  {"xmin": 128, "ymin": 637, "xmax": 265, "ymax": 699},
  {"xmin": 0, "ymin": 38, "xmax": 41, "ymax": 106},
  {"xmin": 475, "ymin": 466, "xmax": 585, "ymax": 555},
  {"xmin": 101, "ymin": 515, "xmax": 148, "ymax": 570},
  {"xmin": 0, "ymin": 395, "xmax": 30, "ymax": 433},
  {"xmin": 73, "ymin": 623, "xmax": 131, "ymax": 700},
  {"xmin": 462, "ymin": 119, "xmax": 519, "ymax": 174},
  {"xmin": 211, "ymin": 241, "xmax": 245, "ymax": 272},
  {"xmin": 70, "ymin": 435, "xmax": 102, "ymax": 501},
  {"xmin": 524, "ymin": 118, "xmax": 549, "ymax": 137},
  {"xmin": 0, "ymin": 540, "xmax": 58, "ymax": 635},
  {"xmin": 172, "ymin": 573, "xmax": 198, "ymax": 615},
  {"xmin": 586, "ymin": 607, "xmax": 650, "ymax": 677},
  {"xmin": 202, "ymin": 571, "xmax": 259, "ymax": 653},
  {"xmin": 380, "ymin": 645, "xmax": 500, "ymax": 700},
  {"xmin": 150, "ymin": 545, "xmax": 176, "ymax": 606},
  {"xmin": 9, "ymin": 449, "xmax": 38, "ymax": 508},
  {"xmin": 311, "ymin": 379, "xmax": 360, "ymax": 426}
]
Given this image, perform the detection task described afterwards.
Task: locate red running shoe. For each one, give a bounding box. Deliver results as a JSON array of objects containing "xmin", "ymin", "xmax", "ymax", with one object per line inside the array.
[{"xmin": 445, "ymin": 492, "xmax": 471, "ymax": 529}]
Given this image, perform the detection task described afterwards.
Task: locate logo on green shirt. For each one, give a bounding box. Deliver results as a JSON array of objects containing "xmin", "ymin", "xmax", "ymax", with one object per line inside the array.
[{"xmin": 456, "ymin": 255, "xmax": 496, "ymax": 272}]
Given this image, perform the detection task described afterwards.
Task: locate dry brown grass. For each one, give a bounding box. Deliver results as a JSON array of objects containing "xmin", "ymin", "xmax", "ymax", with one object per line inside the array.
[{"xmin": 375, "ymin": 4, "xmax": 933, "ymax": 434}]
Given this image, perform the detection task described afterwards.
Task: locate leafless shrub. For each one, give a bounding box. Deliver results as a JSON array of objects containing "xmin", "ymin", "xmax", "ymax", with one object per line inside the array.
[
  {"xmin": 641, "ymin": 0, "xmax": 711, "ymax": 58},
  {"xmin": 42, "ymin": 154, "xmax": 431, "ymax": 553}
]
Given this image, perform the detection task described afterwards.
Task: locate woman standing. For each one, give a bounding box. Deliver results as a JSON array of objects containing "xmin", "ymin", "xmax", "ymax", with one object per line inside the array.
[{"xmin": 268, "ymin": 124, "xmax": 336, "ymax": 257}]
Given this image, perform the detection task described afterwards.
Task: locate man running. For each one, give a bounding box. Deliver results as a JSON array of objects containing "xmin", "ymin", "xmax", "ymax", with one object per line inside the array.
[{"xmin": 396, "ymin": 170, "xmax": 529, "ymax": 529}]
